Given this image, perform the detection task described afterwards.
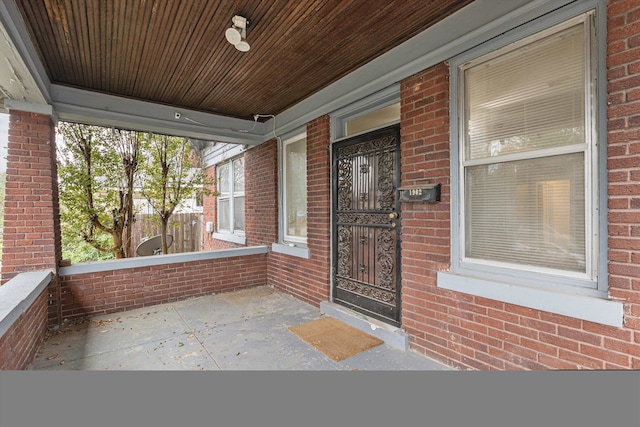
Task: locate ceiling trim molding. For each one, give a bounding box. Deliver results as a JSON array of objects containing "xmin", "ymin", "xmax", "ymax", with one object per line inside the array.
[
  {"xmin": 4, "ymin": 99, "xmax": 55, "ymax": 118},
  {"xmin": 51, "ymin": 85, "xmax": 266, "ymax": 145}
]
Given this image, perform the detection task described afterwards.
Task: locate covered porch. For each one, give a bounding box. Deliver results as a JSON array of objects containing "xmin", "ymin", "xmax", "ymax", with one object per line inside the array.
[
  {"xmin": 1, "ymin": 0, "xmax": 639, "ymax": 376},
  {"xmin": 28, "ymin": 285, "xmax": 450, "ymax": 371}
]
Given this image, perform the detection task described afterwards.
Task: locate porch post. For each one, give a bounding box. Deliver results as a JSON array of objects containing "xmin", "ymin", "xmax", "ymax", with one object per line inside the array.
[{"xmin": 1, "ymin": 108, "xmax": 62, "ymax": 285}]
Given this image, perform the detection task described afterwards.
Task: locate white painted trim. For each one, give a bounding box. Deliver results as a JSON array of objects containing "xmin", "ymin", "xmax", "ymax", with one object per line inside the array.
[
  {"xmin": 211, "ymin": 232, "xmax": 246, "ymax": 246},
  {"xmin": 0, "ymin": 271, "xmax": 53, "ymax": 337},
  {"xmin": 437, "ymin": 271, "xmax": 623, "ymax": 327},
  {"xmin": 281, "ymin": 132, "xmax": 308, "ymax": 244},
  {"xmin": 4, "ymin": 100, "xmax": 55, "ymax": 119},
  {"xmin": 59, "ymin": 246, "xmax": 266, "ymax": 276},
  {"xmin": 271, "ymin": 243, "xmax": 310, "ymax": 259},
  {"xmin": 204, "ymin": 144, "xmax": 247, "ymax": 167},
  {"xmin": 51, "ymin": 85, "xmax": 265, "ymax": 145},
  {"xmin": 0, "ymin": 0, "xmax": 52, "ymax": 104},
  {"xmin": 330, "ymin": 84, "xmax": 400, "ymax": 141}
]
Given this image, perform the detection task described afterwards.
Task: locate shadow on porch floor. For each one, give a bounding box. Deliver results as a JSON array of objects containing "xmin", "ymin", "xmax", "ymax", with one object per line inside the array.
[{"xmin": 29, "ymin": 286, "xmax": 452, "ymax": 371}]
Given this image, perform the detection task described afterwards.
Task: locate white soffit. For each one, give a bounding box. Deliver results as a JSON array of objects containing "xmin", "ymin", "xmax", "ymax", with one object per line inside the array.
[{"xmin": 0, "ymin": 19, "xmax": 46, "ymax": 113}]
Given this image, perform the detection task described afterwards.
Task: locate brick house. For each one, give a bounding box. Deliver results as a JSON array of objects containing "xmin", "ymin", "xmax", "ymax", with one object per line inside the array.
[{"xmin": 1, "ymin": 0, "xmax": 639, "ymax": 370}]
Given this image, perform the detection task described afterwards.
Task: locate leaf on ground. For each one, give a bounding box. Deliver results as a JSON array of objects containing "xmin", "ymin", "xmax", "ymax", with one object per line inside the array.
[{"xmin": 47, "ymin": 354, "xmax": 58, "ymax": 360}]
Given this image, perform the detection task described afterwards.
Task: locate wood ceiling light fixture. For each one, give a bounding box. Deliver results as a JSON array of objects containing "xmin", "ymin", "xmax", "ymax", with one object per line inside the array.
[{"xmin": 225, "ymin": 15, "xmax": 250, "ymax": 52}]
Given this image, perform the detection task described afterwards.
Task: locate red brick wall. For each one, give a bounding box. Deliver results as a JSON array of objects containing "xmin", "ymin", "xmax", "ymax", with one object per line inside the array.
[
  {"xmin": 398, "ymin": 0, "xmax": 640, "ymax": 370},
  {"xmin": 1, "ymin": 111, "xmax": 61, "ymax": 283},
  {"xmin": 245, "ymin": 140, "xmax": 278, "ymax": 247},
  {"xmin": 202, "ymin": 165, "xmax": 220, "ymax": 250},
  {"xmin": 58, "ymin": 254, "xmax": 267, "ymax": 321},
  {"xmin": 0, "ymin": 289, "xmax": 49, "ymax": 370},
  {"xmin": 607, "ymin": 0, "xmax": 640, "ymax": 336},
  {"xmin": 268, "ymin": 116, "xmax": 331, "ymax": 307}
]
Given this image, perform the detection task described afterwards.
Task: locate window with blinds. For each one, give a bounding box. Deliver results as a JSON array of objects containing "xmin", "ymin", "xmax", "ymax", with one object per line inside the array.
[
  {"xmin": 283, "ymin": 134, "xmax": 307, "ymax": 242},
  {"xmin": 217, "ymin": 157, "xmax": 245, "ymax": 234},
  {"xmin": 459, "ymin": 13, "xmax": 596, "ymax": 277}
]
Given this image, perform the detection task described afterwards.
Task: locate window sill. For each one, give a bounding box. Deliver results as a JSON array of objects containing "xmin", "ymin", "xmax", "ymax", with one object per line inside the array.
[
  {"xmin": 271, "ymin": 243, "xmax": 310, "ymax": 259},
  {"xmin": 212, "ymin": 232, "xmax": 246, "ymax": 245},
  {"xmin": 437, "ymin": 271, "xmax": 623, "ymax": 327}
]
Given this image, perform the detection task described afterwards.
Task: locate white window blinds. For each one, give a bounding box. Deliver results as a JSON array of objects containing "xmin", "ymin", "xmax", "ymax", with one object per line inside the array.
[{"xmin": 461, "ymin": 17, "xmax": 593, "ymax": 275}]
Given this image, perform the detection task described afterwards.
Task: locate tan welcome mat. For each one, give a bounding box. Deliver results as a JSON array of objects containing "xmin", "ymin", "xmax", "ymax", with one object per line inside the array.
[{"xmin": 289, "ymin": 316, "xmax": 384, "ymax": 361}]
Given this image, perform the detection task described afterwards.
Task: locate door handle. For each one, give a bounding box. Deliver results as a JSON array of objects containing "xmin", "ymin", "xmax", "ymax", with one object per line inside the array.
[{"xmin": 389, "ymin": 212, "xmax": 398, "ymax": 219}]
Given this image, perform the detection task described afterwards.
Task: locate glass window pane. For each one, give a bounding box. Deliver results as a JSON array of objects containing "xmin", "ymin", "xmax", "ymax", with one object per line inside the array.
[
  {"xmin": 345, "ymin": 102, "xmax": 400, "ymax": 137},
  {"xmin": 465, "ymin": 153, "xmax": 585, "ymax": 272},
  {"xmin": 218, "ymin": 163, "xmax": 230, "ymax": 195},
  {"xmin": 219, "ymin": 199, "xmax": 230, "ymax": 231},
  {"xmin": 285, "ymin": 138, "xmax": 307, "ymax": 238},
  {"xmin": 464, "ymin": 23, "xmax": 586, "ymax": 161},
  {"xmin": 233, "ymin": 196, "xmax": 244, "ymax": 231},
  {"xmin": 233, "ymin": 158, "xmax": 244, "ymax": 193}
]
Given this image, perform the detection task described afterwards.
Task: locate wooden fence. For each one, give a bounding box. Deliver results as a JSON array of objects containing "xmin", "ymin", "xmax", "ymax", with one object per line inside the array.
[{"xmin": 131, "ymin": 213, "xmax": 203, "ymax": 255}]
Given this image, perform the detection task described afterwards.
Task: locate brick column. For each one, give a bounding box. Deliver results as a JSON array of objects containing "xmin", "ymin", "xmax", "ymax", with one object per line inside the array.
[
  {"xmin": 606, "ymin": 0, "xmax": 640, "ymax": 335},
  {"xmin": 202, "ymin": 164, "xmax": 218, "ymax": 250},
  {"xmin": 1, "ymin": 110, "xmax": 62, "ymax": 283},
  {"xmin": 245, "ymin": 139, "xmax": 278, "ymax": 247}
]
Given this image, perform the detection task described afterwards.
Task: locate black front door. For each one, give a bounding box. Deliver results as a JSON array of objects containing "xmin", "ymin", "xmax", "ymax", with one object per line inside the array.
[{"xmin": 332, "ymin": 125, "xmax": 401, "ymax": 326}]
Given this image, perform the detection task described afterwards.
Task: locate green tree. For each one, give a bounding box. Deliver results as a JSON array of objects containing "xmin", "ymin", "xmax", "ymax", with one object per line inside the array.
[
  {"xmin": 57, "ymin": 123, "xmax": 141, "ymax": 259},
  {"xmin": 139, "ymin": 134, "xmax": 215, "ymax": 254}
]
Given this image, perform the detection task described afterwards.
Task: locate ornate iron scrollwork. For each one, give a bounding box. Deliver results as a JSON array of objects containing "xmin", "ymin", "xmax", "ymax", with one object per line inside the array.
[
  {"xmin": 335, "ymin": 277, "xmax": 396, "ymax": 304},
  {"xmin": 336, "ymin": 135, "xmax": 397, "ymax": 157},
  {"xmin": 337, "ymin": 225, "xmax": 352, "ymax": 277},
  {"xmin": 377, "ymin": 229, "xmax": 394, "ymax": 289},
  {"xmin": 332, "ymin": 126, "xmax": 400, "ymax": 324},
  {"xmin": 377, "ymin": 150, "xmax": 395, "ymax": 210},
  {"xmin": 337, "ymin": 158, "xmax": 353, "ymax": 210},
  {"xmin": 336, "ymin": 213, "xmax": 390, "ymax": 225}
]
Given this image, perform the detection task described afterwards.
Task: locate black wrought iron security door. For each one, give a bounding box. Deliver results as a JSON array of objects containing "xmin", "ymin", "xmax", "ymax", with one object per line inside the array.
[{"xmin": 332, "ymin": 125, "xmax": 401, "ymax": 326}]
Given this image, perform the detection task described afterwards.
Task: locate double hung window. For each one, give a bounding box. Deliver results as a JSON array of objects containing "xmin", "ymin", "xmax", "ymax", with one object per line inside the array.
[
  {"xmin": 439, "ymin": 6, "xmax": 622, "ymax": 327},
  {"xmin": 459, "ymin": 13, "xmax": 596, "ymax": 281},
  {"xmin": 217, "ymin": 157, "xmax": 244, "ymax": 235}
]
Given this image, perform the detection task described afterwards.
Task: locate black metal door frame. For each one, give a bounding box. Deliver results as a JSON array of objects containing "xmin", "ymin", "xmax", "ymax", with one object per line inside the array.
[{"xmin": 331, "ymin": 124, "xmax": 401, "ymax": 326}]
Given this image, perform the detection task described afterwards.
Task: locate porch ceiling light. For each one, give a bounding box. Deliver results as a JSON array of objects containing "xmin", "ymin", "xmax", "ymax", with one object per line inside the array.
[{"xmin": 225, "ymin": 15, "xmax": 250, "ymax": 52}]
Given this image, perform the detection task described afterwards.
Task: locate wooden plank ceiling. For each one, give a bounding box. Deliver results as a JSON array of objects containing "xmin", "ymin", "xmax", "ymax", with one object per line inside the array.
[{"xmin": 17, "ymin": 0, "xmax": 474, "ymax": 120}]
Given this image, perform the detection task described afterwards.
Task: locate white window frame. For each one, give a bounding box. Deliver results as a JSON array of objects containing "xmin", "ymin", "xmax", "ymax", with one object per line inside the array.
[
  {"xmin": 272, "ymin": 131, "xmax": 310, "ymax": 258},
  {"xmin": 331, "ymin": 84, "xmax": 400, "ymax": 142},
  {"xmin": 438, "ymin": 1, "xmax": 623, "ymax": 327},
  {"xmin": 282, "ymin": 132, "xmax": 308, "ymax": 245},
  {"xmin": 213, "ymin": 156, "xmax": 245, "ymax": 245},
  {"xmin": 460, "ymin": 13, "xmax": 597, "ymax": 284}
]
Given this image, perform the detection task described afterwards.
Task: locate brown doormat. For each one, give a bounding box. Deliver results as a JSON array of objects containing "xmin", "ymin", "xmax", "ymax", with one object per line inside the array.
[{"xmin": 289, "ymin": 316, "xmax": 384, "ymax": 362}]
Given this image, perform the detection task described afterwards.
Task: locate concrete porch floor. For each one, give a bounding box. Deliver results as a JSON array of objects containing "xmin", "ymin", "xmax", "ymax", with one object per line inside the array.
[{"xmin": 28, "ymin": 286, "xmax": 453, "ymax": 371}]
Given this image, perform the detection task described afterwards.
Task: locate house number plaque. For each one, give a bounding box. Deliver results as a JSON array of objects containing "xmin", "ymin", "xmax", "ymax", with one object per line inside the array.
[{"xmin": 398, "ymin": 183, "xmax": 441, "ymax": 203}]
